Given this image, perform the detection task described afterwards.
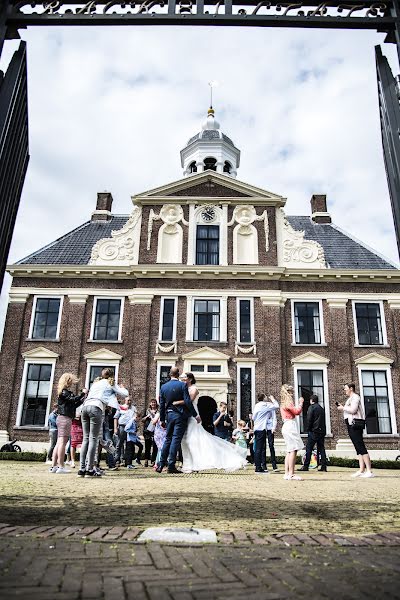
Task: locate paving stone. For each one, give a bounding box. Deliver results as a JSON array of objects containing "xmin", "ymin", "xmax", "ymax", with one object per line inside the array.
[{"xmin": 121, "ymin": 528, "xmax": 141, "ymax": 541}]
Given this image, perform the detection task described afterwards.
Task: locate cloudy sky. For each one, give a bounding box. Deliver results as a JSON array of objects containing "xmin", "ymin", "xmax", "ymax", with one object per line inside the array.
[{"xmin": 0, "ymin": 23, "xmax": 399, "ymax": 343}]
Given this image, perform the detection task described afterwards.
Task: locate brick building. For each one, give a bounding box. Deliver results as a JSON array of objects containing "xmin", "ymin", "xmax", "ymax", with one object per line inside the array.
[{"xmin": 1, "ymin": 108, "xmax": 400, "ymax": 458}]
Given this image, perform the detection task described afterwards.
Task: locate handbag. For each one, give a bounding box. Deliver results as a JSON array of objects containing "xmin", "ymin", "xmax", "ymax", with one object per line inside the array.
[{"xmin": 351, "ymin": 418, "xmax": 366, "ymax": 430}]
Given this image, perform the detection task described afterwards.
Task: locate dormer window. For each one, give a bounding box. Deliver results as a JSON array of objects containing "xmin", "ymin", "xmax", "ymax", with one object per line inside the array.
[
  {"xmin": 204, "ymin": 157, "xmax": 217, "ymax": 171},
  {"xmin": 189, "ymin": 161, "xmax": 197, "ymax": 173},
  {"xmin": 223, "ymin": 161, "xmax": 232, "ymax": 174}
]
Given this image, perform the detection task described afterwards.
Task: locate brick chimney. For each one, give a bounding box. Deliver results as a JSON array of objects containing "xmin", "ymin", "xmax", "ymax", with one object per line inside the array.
[
  {"xmin": 310, "ymin": 194, "xmax": 331, "ymax": 224},
  {"xmin": 91, "ymin": 192, "xmax": 113, "ymax": 221}
]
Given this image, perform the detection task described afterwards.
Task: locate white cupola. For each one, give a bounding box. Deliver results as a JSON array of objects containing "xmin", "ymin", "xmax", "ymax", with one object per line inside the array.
[{"xmin": 180, "ymin": 107, "xmax": 240, "ymax": 178}]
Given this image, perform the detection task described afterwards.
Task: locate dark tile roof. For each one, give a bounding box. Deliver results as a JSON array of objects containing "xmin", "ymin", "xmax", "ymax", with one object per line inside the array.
[
  {"xmin": 286, "ymin": 216, "xmax": 397, "ymax": 270},
  {"xmin": 17, "ymin": 216, "xmax": 129, "ymax": 265},
  {"xmin": 16, "ymin": 214, "xmax": 397, "ymax": 270}
]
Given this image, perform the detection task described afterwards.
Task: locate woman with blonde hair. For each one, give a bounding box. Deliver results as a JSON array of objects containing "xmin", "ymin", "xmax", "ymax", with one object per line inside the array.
[
  {"xmin": 50, "ymin": 373, "xmax": 87, "ymax": 474},
  {"xmin": 280, "ymin": 384, "xmax": 304, "ymax": 481}
]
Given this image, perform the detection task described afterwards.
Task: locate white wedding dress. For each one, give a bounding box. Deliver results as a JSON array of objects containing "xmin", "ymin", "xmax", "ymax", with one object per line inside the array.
[{"xmin": 181, "ymin": 389, "xmax": 248, "ymax": 473}]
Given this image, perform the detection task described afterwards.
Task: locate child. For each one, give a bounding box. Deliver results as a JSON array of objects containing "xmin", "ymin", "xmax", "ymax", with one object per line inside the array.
[
  {"xmin": 114, "ymin": 397, "xmax": 136, "ymax": 465},
  {"xmin": 70, "ymin": 406, "xmax": 83, "ymax": 469},
  {"xmin": 125, "ymin": 413, "xmax": 143, "ymax": 469},
  {"xmin": 46, "ymin": 403, "xmax": 58, "ymax": 464},
  {"xmin": 232, "ymin": 420, "xmax": 249, "ymax": 460}
]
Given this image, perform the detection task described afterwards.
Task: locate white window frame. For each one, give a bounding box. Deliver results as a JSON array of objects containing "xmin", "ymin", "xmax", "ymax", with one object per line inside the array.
[
  {"xmin": 85, "ymin": 360, "xmax": 120, "ymax": 389},
  {"xmin": 357, "ymin": 364, "xmax": 397, "ymax": 436},
  {"xmin": 236, "ymin": 297, "xmax": 255, "ymax": 344},
  {"xmin": 16, "ymin": 359, "xmax": 56, "ymax": 428},
  {"xmin": 291, "ymin": 299, "xmax": 325, "ymax": 345},
  {"xmin": 236, "ymin": 361, "xmax": 256, "ymax": 422},
  {"xmin": 159, "ymin": 296, "xmax": 178, "ymax": 342},
  {"xmin": 90, "ymin": 296, "xmax": 125, "ymax": 342},
  {"xmin": 293, "ymin": 363, "xmax": 331, "ymax": 435},
  {"xmin": 188, "ymin": 296, "xmax": 227, "ymax": 343},
  {"xmin": 187, "ymin": 204, "xmax": 228, "ymax": 266},
  {"xmin": 352, "ymin": 300, "xmax": 388, "ymax": 346},
  {"xmin": 156, "ymin": 362, "xmax": 176, "ymax": 399},
  {"xmin": 28, "ymin": 295, "xmax": 64, "ymax": 341}
]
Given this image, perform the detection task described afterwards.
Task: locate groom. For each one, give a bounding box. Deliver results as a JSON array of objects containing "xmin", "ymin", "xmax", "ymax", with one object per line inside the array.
[{"xmin": 156, "ymin": 366, "xmax": 200, "ymax": 474}]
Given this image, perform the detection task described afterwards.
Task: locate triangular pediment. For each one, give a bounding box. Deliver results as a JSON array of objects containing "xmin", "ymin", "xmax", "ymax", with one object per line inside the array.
[
  {"xmin": 133, "ymin": 171, "xmax": 286, "ymax": 202},
  {"xmin": 354, "ymin": 352, "xmax": 394, "ymax": 365},
  {"xmin": 22, "ymin": 346, "xmax": 59, "ymax": 359},
  {"xmin": 291, "ymin": 351, "xmax": 330, "ymax": 365},
  {"xmin": 182, "ymin": 346, "xmax": 231, "ymax": 361},
  {"xmin": 84, "ymin": 348, "xmax": 123, "ymax": 361}
]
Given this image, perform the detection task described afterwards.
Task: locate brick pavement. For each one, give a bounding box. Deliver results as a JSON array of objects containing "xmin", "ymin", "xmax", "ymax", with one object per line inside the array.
[{"xmin": 0, "ymin": 533, "xmax": 399, "ymax": 599}]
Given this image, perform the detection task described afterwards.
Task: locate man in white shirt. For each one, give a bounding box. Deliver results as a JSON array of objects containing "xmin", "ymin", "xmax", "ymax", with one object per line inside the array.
[{"xmin": 252, "ymin": 393, "xmax": 279, "ymax": 474}]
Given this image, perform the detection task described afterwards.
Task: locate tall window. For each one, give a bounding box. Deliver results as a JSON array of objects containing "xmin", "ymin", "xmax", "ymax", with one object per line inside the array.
[
  {"xmin": 194, "ymin": 300, "xmax": 220, "ymax": 341},
  {"xmin": 21, "ymin": 363, "xmax": 52, "ymax": 427},
  {"xmin": 294, "ymin": 302, "xmax": 321, "ymax": 344},
  {"xmin": 355, "ymin": 303, "xmax": 383, "ymax": 345},
  {"xmin": 239, "ymin": 367, "xmax": 252, "ymax": 421},
  {"xmin": 296, "ymin": 369, "xmax": 325, "ymax": 433},
  {"xmin": 238, "ymin": 299, "xmax": 251, "ymax": 343},
  {"xmin": 159, "ymin": 365, "xmax": 171, "ymax": 389},
  {"xmin": 88, "ymin": 365, "xmax": 115, "ymax": 387},
  {"xmin": 362, "ymin": 370, "xmax": 392, "ymax": 433},
  {"xmin": 196, "ymin": 225, "xmax": 219, "ymax": 265},
  {"xmin": 31, "ymin": 298, "xmax": 61, "ymax": 340},
  {"xmin": 160, "ymin": 299, "xmax": 176, "ymax": 341},
  {"xmin": 93, "ymin": 299, "xmax": 122, "ymax": 341}
]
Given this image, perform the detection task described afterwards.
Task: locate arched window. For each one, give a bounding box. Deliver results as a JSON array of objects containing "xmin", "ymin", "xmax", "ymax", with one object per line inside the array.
[
  {"xmin": 223, "ymin": 161, "xmax": 232, "ymax": 174},
  {"xmin": 189, "ymin": 161, "xmax": 197, "ymax": 173},
  {"xmin": 204, "ymin": 157, "xmax": 217, "ymax": 171}
]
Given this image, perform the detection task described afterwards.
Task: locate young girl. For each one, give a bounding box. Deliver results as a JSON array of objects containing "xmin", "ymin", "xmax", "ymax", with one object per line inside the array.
[
  {"xmin": 125, "ymin": 413, "xmax": 144, "ymax": 469},
  {"xmin": 280, "ymin": 384, "xmax": 304, "ymax": 481},
  {"xmin": 142, "ymin": 399, "xmax": 159, "ymax": 467},
  {"xmin": 50, "ymin": 373, "xmax": 86, "ymax": 474},
  {"xmin": 70, "ymin": 406, "xmax": 83, "ymax": 469},
  {"xmin": 153, "ymin": 410, "xmax": 166, "ymax": 470},
  {"xmin": 46, "ymin": 402, "xmax": 58, "ymax": 464},
  {"xmin": 232, "ymin": 420, "xmax": 249, "ymax": 460}
]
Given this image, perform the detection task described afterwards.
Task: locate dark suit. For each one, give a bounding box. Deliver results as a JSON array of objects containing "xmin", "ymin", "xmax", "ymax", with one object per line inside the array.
[
  {"xmin": 303, "ymin": 402, "xmax": 327, "ymax": 469},
  {"xmin": 159, "ymin": 379, "xmax": 197, "ymax": 469}
]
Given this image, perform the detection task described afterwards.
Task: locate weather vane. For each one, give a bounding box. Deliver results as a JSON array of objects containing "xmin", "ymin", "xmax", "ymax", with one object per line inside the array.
[{"xmin": 208, "ymin": 80, "xmax": 218, "ymax": 108}]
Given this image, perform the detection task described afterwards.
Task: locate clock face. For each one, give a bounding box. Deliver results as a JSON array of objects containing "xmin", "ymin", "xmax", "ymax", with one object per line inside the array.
[{"xmin": 201, "ymin": 206, "xmax": 216, "ymax": 222}]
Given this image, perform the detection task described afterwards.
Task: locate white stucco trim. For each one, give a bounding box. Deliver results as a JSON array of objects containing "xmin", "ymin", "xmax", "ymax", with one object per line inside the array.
[
  {"xmin": 293, "ymin": 362, "xmax": 332, "ymax": 435},
  {"xmin": 290, "ymin": 299, "xmax": 325, "ymax": 345},
  {"xmin": 236, "ymin": 361, "xmax": 256, "ymax": 422},
  {"xmin": 16, "ymin": 357, "xmax": 57, "ymax": 428},
  {"xmin": 236, "ymin": 297, "xmax": 255, "ymax": 344},
  {"xmin": 89, "ymin": 296, "xmax": 125, "ymax": 342},
  {"xmin": 351, "ymin": 300, "xmax": 388, "ymax": 347},
  {"xmin": 28, "ymin": 295, "xmax": 64, "ymax": 341},
  {"xmin": 357, "ymin": 363, "xmax": 398, "ymax": 436},
  {"xmin": 159, "ymin": 296, "xmax": 178, "ymax": 342}
]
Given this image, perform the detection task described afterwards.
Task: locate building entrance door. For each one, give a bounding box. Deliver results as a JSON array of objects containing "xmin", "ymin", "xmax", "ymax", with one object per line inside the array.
[{"xmin": 197, "ymin": 396, "xmax": 217, "ymax": 435}]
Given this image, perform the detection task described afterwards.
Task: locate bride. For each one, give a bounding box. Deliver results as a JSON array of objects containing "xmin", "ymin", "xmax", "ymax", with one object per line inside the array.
[{"xmin": 176, "ymin": 372, "xmax": 248, "ymax": 473}]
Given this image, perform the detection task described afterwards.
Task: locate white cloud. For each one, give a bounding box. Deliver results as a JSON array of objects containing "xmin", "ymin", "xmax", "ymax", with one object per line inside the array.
[{"xmin": 0, "ymin": 25, "xmax": 399, "ymax": 344}]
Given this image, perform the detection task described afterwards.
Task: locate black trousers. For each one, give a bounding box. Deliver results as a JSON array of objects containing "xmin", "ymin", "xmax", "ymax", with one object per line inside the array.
[
  {"xmin": 254, "ymin": 430, "xmax": 267, "ymax": 471},
  {"xmin": 125, "ymin": 440, "xmax": 143, "ymax": 465},
  {"xmin": 303, "ymin": 432, "xmax": 327, "ymax": 468},
  {"xmin": 346, "ymin": 420, "xmax": 368, "ymax": 455},
  {"xmin": 144, "ymin": 436, "xmax": 158, "ymax": 462}
]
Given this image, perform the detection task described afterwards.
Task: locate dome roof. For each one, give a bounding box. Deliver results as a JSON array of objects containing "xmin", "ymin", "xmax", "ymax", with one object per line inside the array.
[{"xmin": 186, "ymin": 108, "xmax": 237, "ymax": 149}]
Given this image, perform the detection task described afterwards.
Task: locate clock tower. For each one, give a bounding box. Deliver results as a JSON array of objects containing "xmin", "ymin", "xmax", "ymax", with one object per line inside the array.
[{"xmin": 180, "ymin": 107, "xmax": 240, "ymax": 178}]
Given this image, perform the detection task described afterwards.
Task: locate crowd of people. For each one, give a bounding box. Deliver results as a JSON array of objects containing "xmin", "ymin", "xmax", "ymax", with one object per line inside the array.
[{"xmin": 47, "ymin": 366, "xmax": 374, "ymax": 479}]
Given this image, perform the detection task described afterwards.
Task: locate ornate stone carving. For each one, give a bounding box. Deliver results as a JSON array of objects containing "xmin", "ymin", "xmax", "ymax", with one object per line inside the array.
[
  {"xmin": 147, "ymin": 204, "xmax": 188, "ymax": 250},
  {"xmin": 156, "ymin": 342, "xmax": 177, "ymax": 353},
  {"xmin": 90, "ymin": 206, "xmax": 142, "ymax": 266},
  {"xmin": 235, "ymin": 343, "xmax": 257, "ymax": 355},
  {"xmin": 278, "ymin": 209, "xmax": 326, "ymax": 268},
  {"xmin": 228, "ymin": 205, "xmax": 269, "ymax": 252}
]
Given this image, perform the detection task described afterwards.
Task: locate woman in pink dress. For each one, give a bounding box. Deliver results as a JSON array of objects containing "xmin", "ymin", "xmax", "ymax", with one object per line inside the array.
[{"xmin": 280, "ymin": 384, "xmax": 304, "ymax": 481}]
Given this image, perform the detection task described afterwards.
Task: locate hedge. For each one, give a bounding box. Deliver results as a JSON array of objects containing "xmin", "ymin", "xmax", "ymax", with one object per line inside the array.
[{"xmin": 0, "ymin": 451, "xmax": 399, "ymax": 469}]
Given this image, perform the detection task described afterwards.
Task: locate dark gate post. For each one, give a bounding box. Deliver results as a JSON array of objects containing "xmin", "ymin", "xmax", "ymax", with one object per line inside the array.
[
  {"xmin": 376, "ymin": 45, "xmax": 400, "ymax": 257},
  {"xmin": 0, "ymin": 41, "xmax": 30, "ymax": 291}
]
